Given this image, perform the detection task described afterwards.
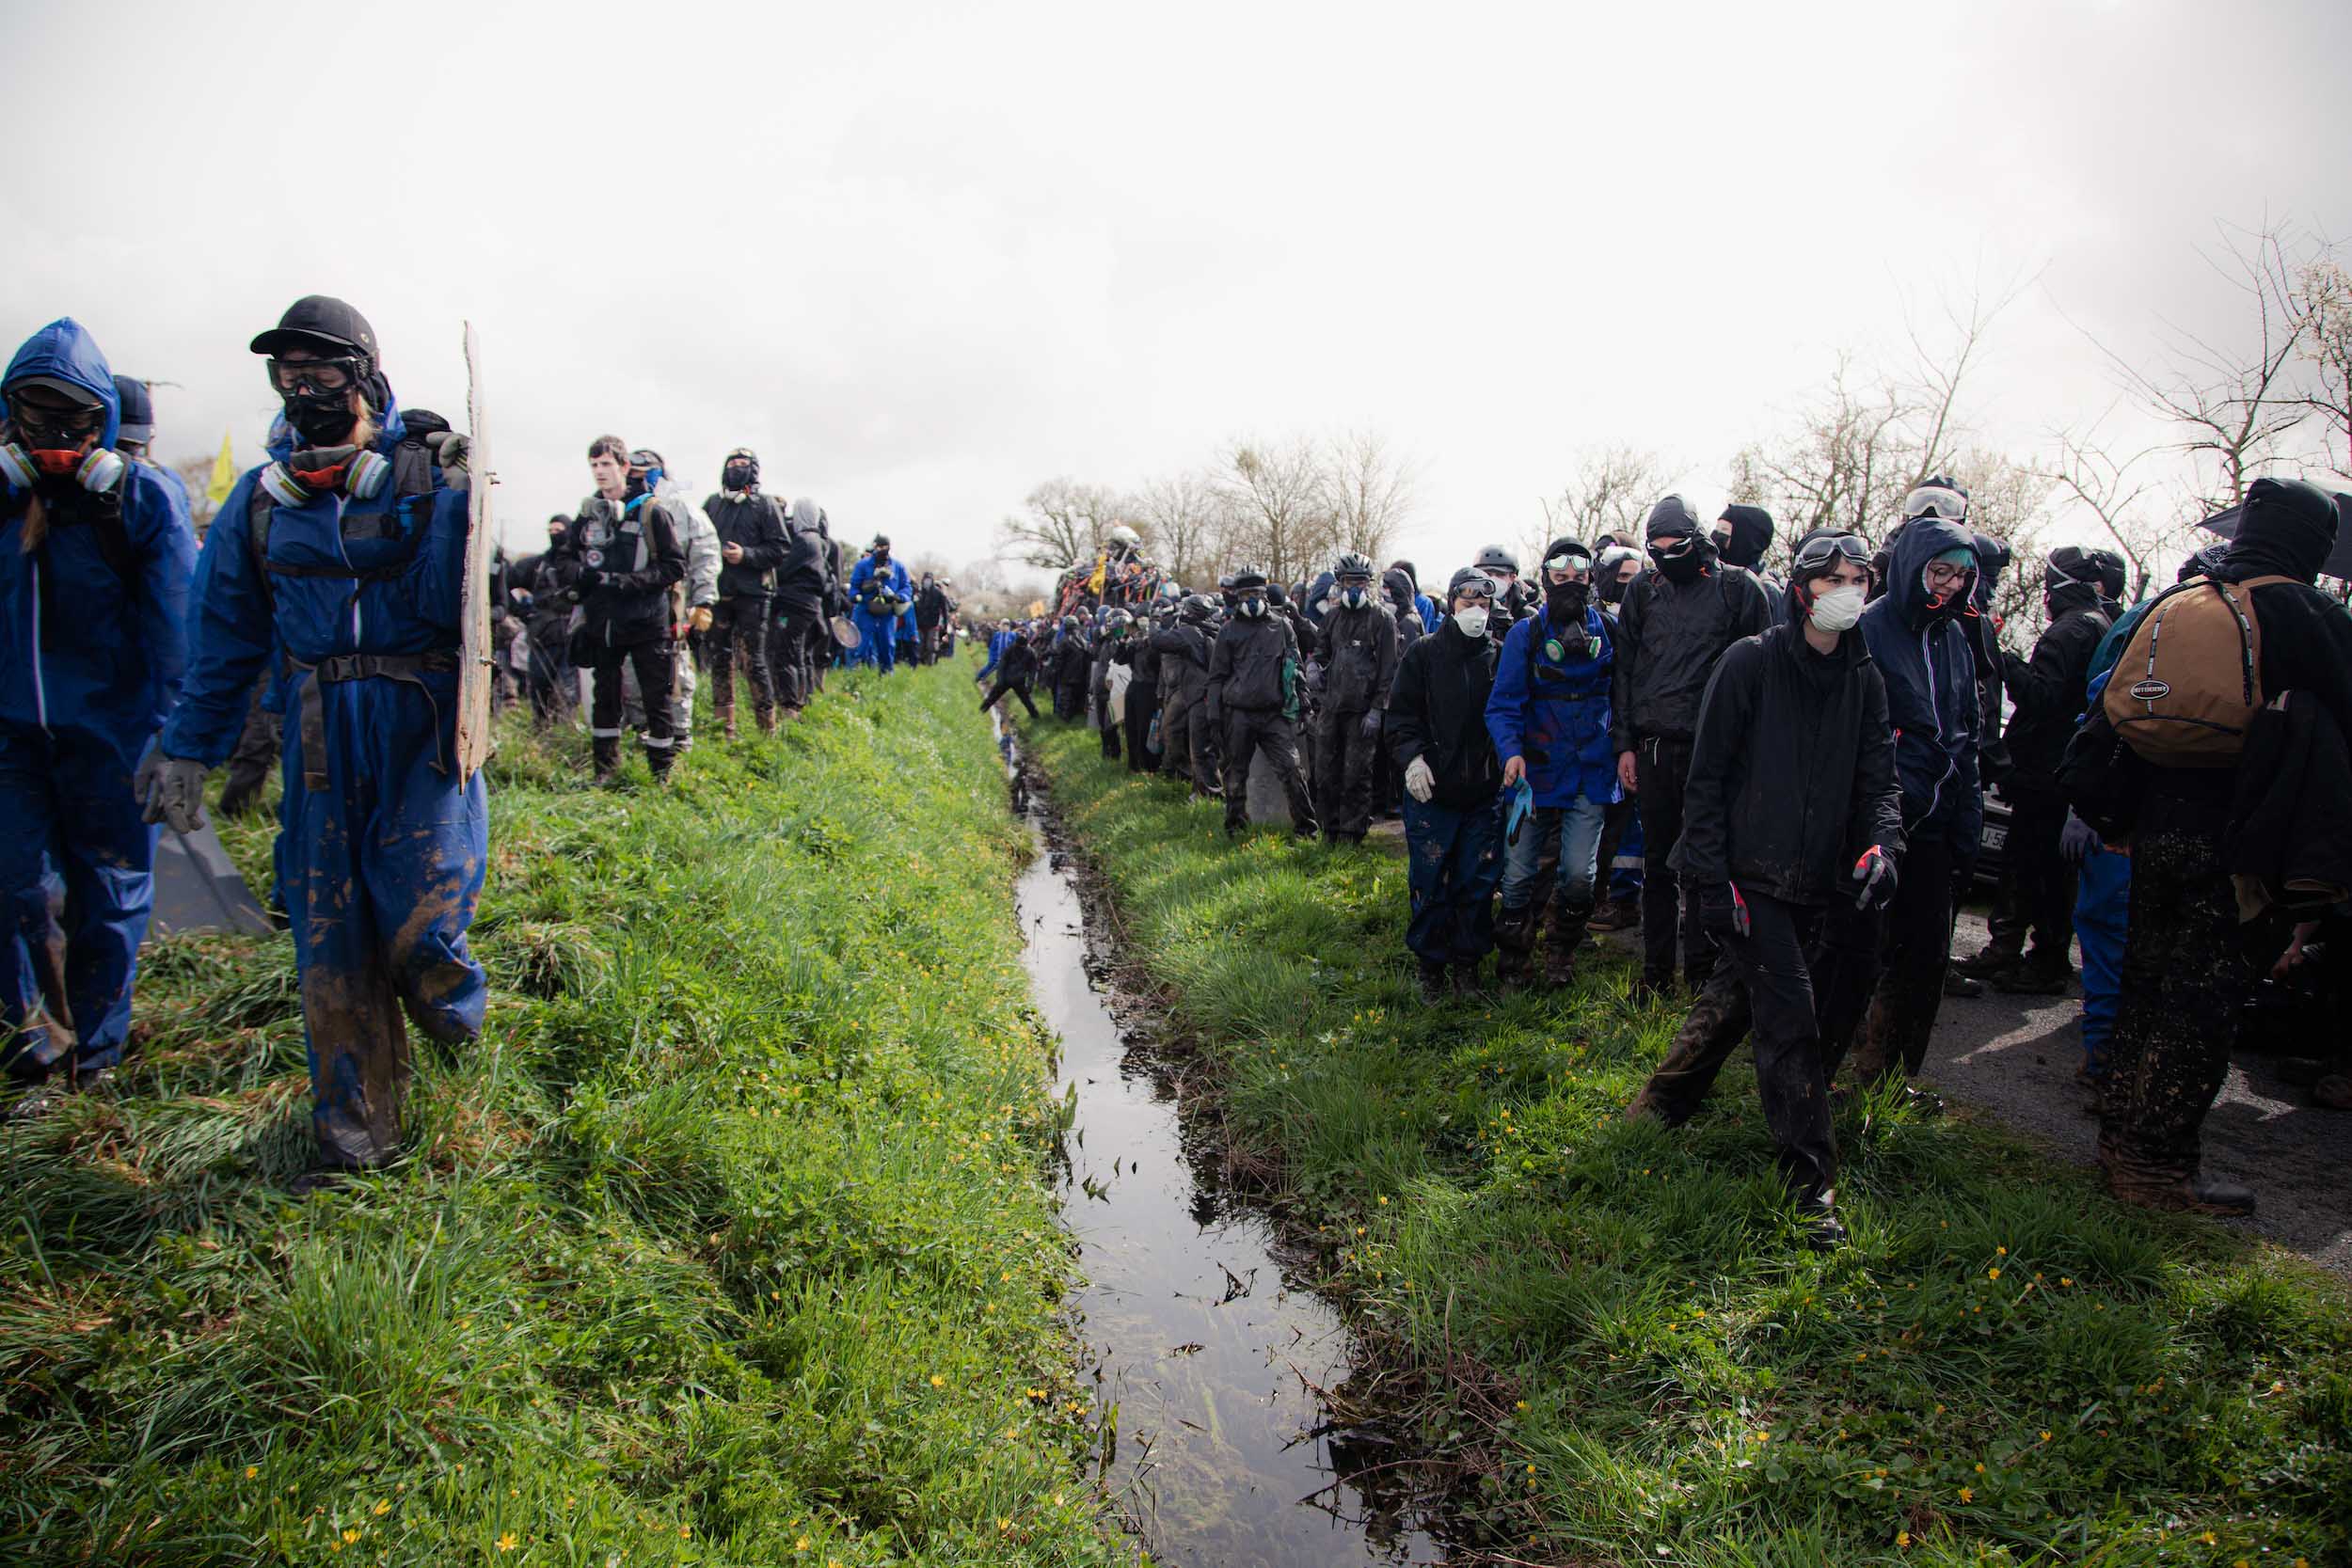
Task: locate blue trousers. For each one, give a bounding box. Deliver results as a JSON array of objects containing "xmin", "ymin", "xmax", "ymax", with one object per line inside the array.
[
  {"xmin": 1499, "ymin": 793, "xmax": 1607, "ymax": 913},
  {"xmin": 0, "ymin": 723, "xmax": 154, "ymax": 1075},
  {"xmin": 1402, "ymin": 794, "xmax": 1503, "ymax": 967},
  {"xmin": 850, "ymin": 608, "xmax": 896, "ymax": 672},
  {"xmin": 1611, "ymin": 800, "xmax": 1645, "ymax": 902},
  {"xmin": 279, "ymin": 669, "xmax": 487, "ymax": 1166},
  {"xmin": 2074, "ymin": 845, "xmax": 2130, "ymax": 1075}
]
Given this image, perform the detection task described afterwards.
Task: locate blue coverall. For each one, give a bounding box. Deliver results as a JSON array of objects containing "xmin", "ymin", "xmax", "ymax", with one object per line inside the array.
[
  {"xmin": 0, "ymin": 320, "xmax": 195, "ymax": 1078},
  {"xmin": 849, "ymin": 555, "xmax": 911, "ymax": 672},
  {"xmin": 160, "ymin": 393, "xmax": 485, "ymax": 1168}
]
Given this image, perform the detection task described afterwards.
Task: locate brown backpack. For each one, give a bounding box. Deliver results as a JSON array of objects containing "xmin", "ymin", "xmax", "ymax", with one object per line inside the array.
[{"xmin": 2102, "ymin": 574, "xmax": 2295, "ymax": 766}]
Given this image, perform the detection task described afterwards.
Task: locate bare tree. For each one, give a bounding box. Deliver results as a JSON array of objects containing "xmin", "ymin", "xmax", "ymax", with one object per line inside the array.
[
  {"xmin": 1132, "ymin": 468, "xmax": 1232, "ymax": 591},
  {"xmin": 1214, "ymin": 436, "xmax": 1333, "ymax": 589},
  {"xmin": 2295, "ymin": 255, "xmax": 2352, "ymax": 479},
  {"xmin": 2041, "ymin": 419, "xmax": 2178, "ymax": 600},
  {"xmin": 1533, "ymin": 443, "xmax": 1673, "ymax": 577},
  {"xmin": 1322, "ymin": 428, "xmax": 1417, "ymax": 565},
  {"xmin": 995, "ymin": 477, "xmax": 1127, "ymax": 572},
  {"xmin": 2084, "ymin": 219, "xmax": 2313, "ymax": 513}
]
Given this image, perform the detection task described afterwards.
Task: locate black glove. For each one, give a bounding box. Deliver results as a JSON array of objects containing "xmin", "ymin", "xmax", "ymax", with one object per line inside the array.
[
  {"xmin": 1699, "ymin": 882, "xmax": 1751, "ymax": 941},
  {"xmin": 575, "ymin": 563, "xmax": 605, "ymax": 592},
  {"xmin": 1850, "ymin": 845, "xmax": 1898, "ymax": 912}
]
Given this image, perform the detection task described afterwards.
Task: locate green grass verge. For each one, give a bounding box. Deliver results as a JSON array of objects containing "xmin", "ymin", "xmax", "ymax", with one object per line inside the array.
[
  {"xmin": 1026, "ymin": 717, "xmax": 2352, "ymax": 1568},
  {"xmin": 1, "ymin": 665, "xmax": 1134, "ymax": 1567}
]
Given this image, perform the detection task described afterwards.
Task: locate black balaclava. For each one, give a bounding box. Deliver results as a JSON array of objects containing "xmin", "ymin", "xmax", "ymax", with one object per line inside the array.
[
  {"xmin": 1539, "ymin": 534, "xmax": 1592, "ymax": 626},
  {"xmin": 1645, "ymin": 495, "xmax": 1708, "ymax": 586},
  {"xmin": 2042, "ymin": 545, "xmax": 2106, "ymax": 619},
  {"xmin": 723, "ymin": 447, "xmax": 758, "ymax": 495},
  {"xmin": 1713, "ymin": 504, "xmax": 1773, "ymax": 570},
  {"xmin": 2180, "ymin": 543, "xmax": 2232, "ymax": 584},
  {"xmin": 2219, "ymin": 477, "xmax": 2338, "ymax": 585}
]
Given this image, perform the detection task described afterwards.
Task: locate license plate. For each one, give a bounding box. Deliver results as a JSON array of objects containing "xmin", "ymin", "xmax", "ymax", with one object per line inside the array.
[{"xmin": 1981, "ymin": 826, "xmax": 2007, "ymax": 851}]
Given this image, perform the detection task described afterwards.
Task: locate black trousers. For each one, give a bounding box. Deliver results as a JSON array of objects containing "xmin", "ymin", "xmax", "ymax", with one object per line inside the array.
[
  {"xmin": 1220, "ymin": 709, "xmax": 1316, "ymax": 833},
  {"xmin": 1638, "ymin": 891, "xmax": 1858, "ymax": 1205},
  {"xmin": 1312, "ymin": 707, "xmax": 1380, "ymax": 838},
  {"xmin": 769, "ymin": 602, "xmax": 823, "ymax": 708},
  {"xmin": 980, "ymin": 676, "xmax": 1038, "ymax": 718},
  {"xmin": 1124, "ymin": 680, "xmax": 1160, "ymax": 773},
  {"xmin": 588, "ymin": 638, "xmax": 676, "ymax": 773},
  {"xmin": 1635, "ymin": 736, "xmax": 1711, "ymax": 988},
  {"xmin": 2099, "ymin": 786, "xmax": 2247, "ymax": 1180},
  {"xmin": 1983, "ymin": 783, "xmax": 2074, "ymax": 969},
  {"xmin": 708, "ymin": 594, "xmax": 775, "ymax": 720},
  {"xmin": 1843, "ymin": 833, "xmax": 1958, "ymax": 1082}
]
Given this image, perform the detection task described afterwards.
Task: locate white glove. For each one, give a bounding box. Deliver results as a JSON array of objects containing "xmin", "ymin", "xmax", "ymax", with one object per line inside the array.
[
  {"xmin": 425, "ymin": 430, "xmax": 469, "ymax": 484},
  {"xmin": 1404, "ymin": 754, "xmax": 1436, "ymax": 803}
]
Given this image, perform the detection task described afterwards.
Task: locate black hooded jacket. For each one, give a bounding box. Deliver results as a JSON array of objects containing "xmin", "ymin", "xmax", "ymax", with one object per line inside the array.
[
  {"xmin": 1715, "ymin": 505, "xmax": 1773, "ymax": 570},
  {"xmin": 772, "ymin": 500, "xmax": 831, "ymax": 612},
  {"xmin": 2000, "ymin": 572, "xmax": 2111, "ymax": 789},
  {"xmin": 1152, "ymin": 619, "xmax": 1214, "ymax": 704},
  {"xmin": 1669, "ymin": 588, "xmax": 1905, "ymax": 907},
  {"xmin": 1208, "ymin": 610, "xmax": 1300, "ymax": 719},
  {"xmin": 1609, "ymin": 538, "xmax": 1774, "ymax": 749},
  {"xmin": 1381, "ymin": 567, "xmax": 1424, "ymax": 662},
  {"xmin": 1313, "ymin": 593, "xmax": 1400, "ymax": 714},
  {"xmin": 703, "ymin": 490, "xmax": 788, "ymax": 599},
  {"xmin": 1386, "ymin": 617, "xmax": 1502, "ymax": 808}
]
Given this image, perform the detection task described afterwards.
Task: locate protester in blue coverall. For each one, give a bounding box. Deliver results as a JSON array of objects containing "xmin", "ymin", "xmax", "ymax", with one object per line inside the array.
[
  {"xmin": 849, "ymin": 534, "xmax": 911, "ymax": 672},
  {"xmin": 0, "ymin": 320, "xmax": 195, "ymax": 1096},
  {"xmin": 145, "ymin": 296, "xmax": 485, "ymax": 1190},
  {"xmin": 1486, "ymin": 537, "xmax": 1619, "ymax": 990}
]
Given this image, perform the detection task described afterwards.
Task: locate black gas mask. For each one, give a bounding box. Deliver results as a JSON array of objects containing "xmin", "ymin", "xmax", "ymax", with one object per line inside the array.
[{"xmin": 1649, "ymin": 532, "xmax": 1704, "ymax": 585}]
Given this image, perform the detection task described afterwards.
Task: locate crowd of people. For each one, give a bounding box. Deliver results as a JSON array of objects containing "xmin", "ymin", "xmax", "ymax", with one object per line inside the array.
[
  {"xmin": 0, "ymin": 295, "xmax": 967, "ymax": 1191},
  {"xmin": 5, "ymin": 293, "xmax": 2348, "ymax": 1232},
  {"xmin": 991, "ymin": 482, "xmax": 2352, "ymax": 1247}
]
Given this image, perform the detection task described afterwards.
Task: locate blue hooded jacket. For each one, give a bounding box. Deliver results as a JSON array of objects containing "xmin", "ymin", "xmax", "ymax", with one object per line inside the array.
[
  {"xmin": 1857, "ymin": 516, "xmax": 1982, "ymax": 853},
  {"xmin": 0, "ymin": 319, "xmax": 195, "ymax": 760},
  {"xmin": 1486, "ymin": 601, "xmax": 1621, "ymax": 807},
  {"xmin": 161, "ymin": 385, "xmax": 469, "ymax": 767}
]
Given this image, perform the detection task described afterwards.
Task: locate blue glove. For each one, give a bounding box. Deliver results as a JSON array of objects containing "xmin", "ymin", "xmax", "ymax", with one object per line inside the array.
[
  {"xmin": 1505, "ymin": 779, "xmax": 1536, "ymax": 846},
  {"xmin": 2059, "ymin": 813, "xmax": 2100, "ymax": 865}
]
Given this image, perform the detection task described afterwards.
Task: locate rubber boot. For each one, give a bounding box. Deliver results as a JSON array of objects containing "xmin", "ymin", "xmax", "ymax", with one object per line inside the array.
[
  {"xmin": 1495, "ymin": 904, "xmax": 1537, "ymax": 991},
  {"xmin": 1544, "ymin": 898, "xmax": 1593, "ymax": 989},
  {"xmin": 2101, "ymin": 1157, "xmax": 2256, "ymax": 1216},
  {"xmin": 1416, "ymin": 961, "xmax": 1449, "ymax": 1004},
  {"xmin": 592, "ymin": 735, "xmax": 622, "ymax": 786},
  {"xmin": 644, "ymin": 744, "xmax": 674, "ymax": 784}
]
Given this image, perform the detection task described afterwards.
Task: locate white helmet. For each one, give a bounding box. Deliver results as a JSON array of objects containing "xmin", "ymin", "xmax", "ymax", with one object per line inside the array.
[{"xmin": 1106, "ymin": 523, "xmax": 1141, "ymax": 550}]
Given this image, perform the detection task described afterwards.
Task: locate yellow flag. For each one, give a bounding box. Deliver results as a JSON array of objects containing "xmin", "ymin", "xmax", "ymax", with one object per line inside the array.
[
  {"xmin": 1088, "ymin": 549, "xmax": 1108, "ymax": 595},
  {"xmin": 204, "ymin": 429, "xmax": 237, "ymax": 507}
]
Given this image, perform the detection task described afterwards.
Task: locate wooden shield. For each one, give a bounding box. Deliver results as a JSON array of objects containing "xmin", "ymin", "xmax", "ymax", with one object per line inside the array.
[{"xmin": 454, "ymin": 322, "xmax": 496, "ymax": 781}]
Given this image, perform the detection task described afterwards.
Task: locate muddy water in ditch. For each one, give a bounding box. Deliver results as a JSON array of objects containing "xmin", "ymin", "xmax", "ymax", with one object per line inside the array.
[{"xmin": 1013, "ymin": 816, "xmax": 1444, "ymax": 1565}]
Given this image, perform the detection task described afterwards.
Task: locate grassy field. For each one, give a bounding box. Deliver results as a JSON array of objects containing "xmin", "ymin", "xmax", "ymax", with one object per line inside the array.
[
  {"xmin": 0, "ymin": 666, "xmax": 1136, "ymax": 1567},
  {"xmin": 1026, "ymin": 717, "xmax": 2352, "ymax": 1568}
]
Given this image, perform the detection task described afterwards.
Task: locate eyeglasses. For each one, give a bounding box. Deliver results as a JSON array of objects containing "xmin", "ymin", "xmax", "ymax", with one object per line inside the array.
[
  {"xmin": 267, "ymin": 356, "xmax": 362, "ymax": 396},
  {"xmin": 1922, "ymin": 562, "xmax": 1972, "ymax": 587},
  {"xmin": 1790, "ymin": 532, "xmax": 1871, "ymax": 573}
]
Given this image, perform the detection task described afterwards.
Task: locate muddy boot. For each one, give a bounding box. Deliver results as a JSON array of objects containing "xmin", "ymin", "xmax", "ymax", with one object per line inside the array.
[
  {"xmin": 1945, "ymin": 970, "xmax": 1984, "ymax": 998},
  {"xmin": 1449, "ymin": 960, "xmax": 1484, "ymax": 997},
  {"xmin": 1543, "ymin": 899, "xmax": 1593, "ymax": 990},
  {"xmin": 1994, "ymin": 956, "xmax": 2074, "ymax": 996},
  {"xmin": 644, "ymin": 745, "xmax": 674, "ymax": 784},
  {"xmin": 720, "ymin": 705, "xmax": 738, "ymax": 740},
  {"xmin": 1494, "ymin": 905, "xmax": 1537, "ymax": 991},
  {"xmin": 1797, "ymin": 1196, "xmax": 1849, "ymax": 1252},
  {"xmin": 1416, "ymin": 961, "xmax": 1449, "ymax": 1004},
  {"xmin": 1954, "ymin": 942, "xmax": 2022, "ymax": 980},
  {"xmin": 2312, "ymin": 1073, "xmax": 2352, "ymax": 1110},
  {"xmin": 2102, "ymin": 1157, "xmax": 2256, "ymax": 1216},
  {"xmin": 591, "ymin": 735, "xmax": 622, "ymax": 786},
  {"xmin": 1621, "ymin": 1085, "xmax": 1669, "ymax": 1125},
  {"xmin": 756, "ymin": 705, "xmax": 777, "ymax": 736}
]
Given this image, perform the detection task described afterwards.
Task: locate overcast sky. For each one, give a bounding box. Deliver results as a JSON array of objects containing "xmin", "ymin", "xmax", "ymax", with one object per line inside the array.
[{"xmin": 4, "ymin": 0, "xmax": 2346, "ymax": 578}]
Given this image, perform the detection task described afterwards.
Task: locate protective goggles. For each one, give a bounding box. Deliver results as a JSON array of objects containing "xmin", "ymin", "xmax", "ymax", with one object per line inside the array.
[
  {"xmin": 267, "ymin": 356, "xmax": 364, "ymax": 396},
  {"xmin": 1451, "ymin": 574, "xmax": 1500, "ymax": 602},
  {"xmin": 5, "ymin": 388, "xmax": 104, "ymax": 444},
  {"xmin": 1903, "ymin": 483, "xmax": 1970, "ymax": 522},
  {"xmin": 1542, "ymin": 550, "xmax": 1592, "ymax": 576},
  {"xmin": 1790, "ymin": 532, "xmax": 1871, "ymax": 574},
  {"xmin": 1648, "ymin": 534, "xmax": 1697, "ymax": 558}
]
